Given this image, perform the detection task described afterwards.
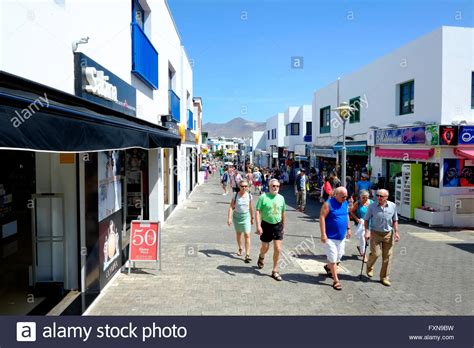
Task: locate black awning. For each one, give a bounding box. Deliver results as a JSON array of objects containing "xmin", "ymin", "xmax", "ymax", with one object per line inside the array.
[{"xmin": 0, "ymin": 72, "xmax": 180, "ymax": 152}]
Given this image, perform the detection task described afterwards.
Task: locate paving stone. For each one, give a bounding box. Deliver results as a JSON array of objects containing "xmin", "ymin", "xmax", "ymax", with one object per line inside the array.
[{"xmin": 86, "ymin": 175, "xmax": 474, "ymax": 316}]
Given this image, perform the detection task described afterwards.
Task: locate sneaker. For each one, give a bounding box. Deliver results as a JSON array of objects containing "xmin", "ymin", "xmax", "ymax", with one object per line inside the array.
[
  {"xmin": 366, "ymin": 269, "xmax": 374, "ymax": 278},
  {"xmin": 381, "ymin": 278, "xmax": 391, "ymax": 287}
]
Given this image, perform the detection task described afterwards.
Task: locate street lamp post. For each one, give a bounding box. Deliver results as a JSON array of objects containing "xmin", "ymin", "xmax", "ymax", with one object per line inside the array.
[{"xmin": 332, "ymin": 102, "xmax": 355, "ymax": 187}]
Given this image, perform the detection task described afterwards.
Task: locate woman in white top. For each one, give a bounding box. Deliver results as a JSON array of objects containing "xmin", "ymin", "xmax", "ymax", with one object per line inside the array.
[{"xmin": 227, "ymin": 180, "xmax": 255, "ymax": 263}]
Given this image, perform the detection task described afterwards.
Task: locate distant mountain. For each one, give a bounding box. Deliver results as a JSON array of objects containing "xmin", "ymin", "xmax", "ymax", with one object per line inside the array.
[{"xmin": 203, "ymin": 117, "xmax": 266, "ymax": 138}]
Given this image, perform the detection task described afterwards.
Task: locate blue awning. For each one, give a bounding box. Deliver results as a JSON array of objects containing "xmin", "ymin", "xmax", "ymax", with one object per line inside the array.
[{"xmin": 333, "ymin": 141, "xmax": 367, "ymax": 152}]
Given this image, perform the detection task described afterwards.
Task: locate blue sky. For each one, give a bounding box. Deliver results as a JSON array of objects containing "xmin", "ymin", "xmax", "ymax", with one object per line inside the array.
[{"xmin": 167, "ymin": 0, "xmax": 473, "ymax": 124}]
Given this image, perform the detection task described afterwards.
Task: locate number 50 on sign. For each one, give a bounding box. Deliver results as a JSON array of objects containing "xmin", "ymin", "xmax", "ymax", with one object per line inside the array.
[{"xmin": 128, "ymin": 220, "xmax": 161, "ymax": 273}]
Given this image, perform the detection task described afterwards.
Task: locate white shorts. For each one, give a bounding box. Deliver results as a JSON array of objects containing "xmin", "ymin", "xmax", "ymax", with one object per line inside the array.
[{"xmin": 324, "ymin": 238, "xmax": 346, "ymax": 263}]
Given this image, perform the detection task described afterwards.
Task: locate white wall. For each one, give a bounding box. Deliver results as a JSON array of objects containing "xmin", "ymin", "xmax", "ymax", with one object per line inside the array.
[
  {"xmin": 0, "ymin": 0, "xmax": 193, "ymax": 125},
  {"xmin": 441, "ymin": 27, "xmax": 474, "ymax": 124},
  {"xmin": 252, "ymin": 131, "xmax": 265, "ymax": 151},
  {"xmin": 283, "ymin": 106, "xmax": 299, "ymax": 149},
  {"xmin": 286, "ymin": 105, "xmax": 311, "ymax": 151},
  {"xmin": 311, "ymin": 26, "xmax": 467, "ymax": 146},
  {"xmin": 266, "ymin": 112, "xmax": 284, "ymax": 151}
]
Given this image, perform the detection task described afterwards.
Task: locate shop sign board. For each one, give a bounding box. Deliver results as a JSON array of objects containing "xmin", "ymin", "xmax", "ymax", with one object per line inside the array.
[
  {"xmin": 439, "ymin": 126, "xmax": 458, "ymax": 146},
  {"xmin": 97, "ymin": 150, "xmax": 125, "ymax": 289},
  {"xmin": 294, "ymin": 144, "xmax": 306, "ymax": 156},
  {"xmin": 375, "ymin": 127, "xmax": 425, "ymax": 145},
  {"xmin": 74, "ymin": 52, "xmax": 137, "ymax": 117},
  {"xmin": 458, "ymin": 126, "xmax": 474, "ymax": 145},
  {"xmin": 129, "ymin": 221, "xmax": 161, "ymax": 271},
  {"xmin": 425, "ymin": 125, "xmax": 439, "ymax": 145}
]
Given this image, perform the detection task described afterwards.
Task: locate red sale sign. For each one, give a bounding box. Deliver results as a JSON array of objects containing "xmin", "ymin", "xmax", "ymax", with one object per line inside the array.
[{"xmin": 129, "ymin": 221, "xmax": 160, "ymax": 262}]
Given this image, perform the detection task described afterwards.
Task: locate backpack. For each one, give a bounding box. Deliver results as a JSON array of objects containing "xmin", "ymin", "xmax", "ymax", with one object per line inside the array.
[{"xmin": 221, "ymin": 172, "xmax": 228, "ymax": 184}]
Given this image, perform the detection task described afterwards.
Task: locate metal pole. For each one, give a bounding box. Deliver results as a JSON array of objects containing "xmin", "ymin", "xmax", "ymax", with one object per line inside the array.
[{"xmin": 342, "ymin": 118, "xmax": 347, "ymax": 187}]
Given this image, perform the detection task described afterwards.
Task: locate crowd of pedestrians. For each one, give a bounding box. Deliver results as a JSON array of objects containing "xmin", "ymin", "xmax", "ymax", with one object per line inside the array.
[{"xmin": 216, "ymin": 161, "xmax": 400, "ymax": 289}]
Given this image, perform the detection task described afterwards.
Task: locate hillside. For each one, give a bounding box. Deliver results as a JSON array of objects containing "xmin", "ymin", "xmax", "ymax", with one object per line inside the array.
[{"xmin": 203, "ymin": 117, "xmax": 265, "ymax": 138}]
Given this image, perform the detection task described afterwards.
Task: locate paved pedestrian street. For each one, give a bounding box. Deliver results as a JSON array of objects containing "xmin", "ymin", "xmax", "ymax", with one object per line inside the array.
[{"xmin": 86, "ymin": 176, "xmax": 474, "ymax": 316}]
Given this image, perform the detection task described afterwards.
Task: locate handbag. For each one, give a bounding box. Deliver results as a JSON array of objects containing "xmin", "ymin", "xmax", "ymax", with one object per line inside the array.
[{"xmin": 355, "ymin": 219, "xmax": 365, "ymax": 238}]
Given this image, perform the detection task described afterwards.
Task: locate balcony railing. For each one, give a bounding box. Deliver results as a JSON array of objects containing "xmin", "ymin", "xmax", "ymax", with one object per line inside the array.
[
  {"xmin": 131, "ymin": 23, "xmax": 158, "ymax": 89},
  {"xmin": 187, "ymin": 109, "xmax": 194, "ymax": 130},
  {"xmin": 304, "ymin": 135, "xmax": 312, "ymax": 142},
  {"xmin": 169, "ymin": 90, "xmax": 180, "ymax": 121}
]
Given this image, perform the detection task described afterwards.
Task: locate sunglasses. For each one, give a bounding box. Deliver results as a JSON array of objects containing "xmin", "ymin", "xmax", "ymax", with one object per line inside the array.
[
  {"xmin": 240, "ymin": 185, "xmax": 248, "ymax": 188},
  {"xmin": 271, "ymin": 185, "xmax": 280, "ymax": 188},
  {"xmin": 376, "ymin": 195, "xmax": 387, "ymax": 198}
]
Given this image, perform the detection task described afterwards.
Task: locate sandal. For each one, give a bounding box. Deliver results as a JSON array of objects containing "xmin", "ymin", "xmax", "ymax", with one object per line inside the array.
[
  {"xmin": 332, "ymin": 281, "xmax": 342, "ymax": 290},
  {"xmin": 323, "ymin": 264, "xmax": 332, "ymax": 276},
  {"xmin": 244, "ymin": 255, "xmax": 252, "ymax": 263},
  {"xmin": 237, "ymin": 248, "xmax": 243, "ymax": 256},
  {"xmin": 271, "ymin": 271, "xmax": 282, "ymax": 281},
  {"xmin": 257, "ymin": 255, "xmax": 264, "ymax": 269}
]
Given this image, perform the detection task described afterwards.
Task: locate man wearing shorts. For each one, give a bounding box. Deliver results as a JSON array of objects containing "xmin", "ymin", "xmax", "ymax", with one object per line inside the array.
[
  {"xmin": 319, "ymin": 186, "xmax": 352, "ymax": 290},
  {"xmin": 255, "ymin": 178, "xmax": 286, "ymax": 281}
]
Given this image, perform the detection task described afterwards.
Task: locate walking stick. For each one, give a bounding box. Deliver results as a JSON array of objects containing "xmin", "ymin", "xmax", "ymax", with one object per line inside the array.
[{"xmin": 359, "ymin": 240, "xmax": 369, "ymax": 280}]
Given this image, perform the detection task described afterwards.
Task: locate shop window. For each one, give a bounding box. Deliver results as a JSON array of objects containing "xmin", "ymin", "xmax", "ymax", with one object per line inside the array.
[
  {"xmin": 290, "ymin": 123, "xmax": 299, "ymax": 135},
  {"xmin": 349, "ymin": 97, "xmax": 360, "ymax": 123},
  {"xmin": 399, "ymin": 80, "xmax": 414, "ymax": 115},
  {"xmin": 306, "ymin": 122, "xmax": 312, "ymax": 135},
  {"xmin": 320, "ymin": 106, "xmax": 331, "ymax": 133},
  {"xmin": 423, "ymin": 163, "xmax": 440, "ymax": 188},
  {"xmin": 443, "ymin": 159, "xmax": 474, "ymax": 187}
]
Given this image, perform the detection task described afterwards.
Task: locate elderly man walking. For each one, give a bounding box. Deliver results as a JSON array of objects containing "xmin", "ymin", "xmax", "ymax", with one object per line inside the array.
[
  {"xmin": 364, "ymin": 189, "xmax": 400, "ymax": 286},
  {"xmin": 255, "ymin": 178, "xmax": 286, "ymax": 281},
  {"xmin": 319, "ymin": 186, "xmax": 351, "ymax": 290}
]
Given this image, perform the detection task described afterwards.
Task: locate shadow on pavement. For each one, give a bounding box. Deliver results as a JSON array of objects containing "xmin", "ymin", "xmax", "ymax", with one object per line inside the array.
[
  {"xmin": 447, "ymin": 243, "xmax": 474, "ymax": 254},
  {"xmin": 279, "ymin": 272, "xmax": 331, "ymax": 286},
  {"xmin": 199, "ymin": 249, "xmax": 241, "ymax": 260},
  {"xmin": 216, "ymin": 265, "xmax": 267, "ymax": 277}
]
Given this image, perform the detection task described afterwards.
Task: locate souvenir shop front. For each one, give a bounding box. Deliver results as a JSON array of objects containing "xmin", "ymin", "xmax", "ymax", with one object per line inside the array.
[
  {"xmin": 372, "ymin": 124, "xmax": 473, "ymax": 227},
  {"xmin": 310, "ymin": 147, "xmax": 337, "ymax": 177},
  {"xmin": 333, "ymin": 141, "xmax": 369, "ymax": 182}
]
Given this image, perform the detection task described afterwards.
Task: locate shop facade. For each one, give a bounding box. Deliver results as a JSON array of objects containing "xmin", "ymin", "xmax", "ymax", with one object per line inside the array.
[
  {"xmin": 0, "ymin": 70, "xmax": 181, "ymax": 314},
  {"xmin": 0, "ymin": 0, "xmax": 198, "ymax": 315},
  {"xmin": 371, "ymin": 124, "xmax": 473, "ymax": 227}
]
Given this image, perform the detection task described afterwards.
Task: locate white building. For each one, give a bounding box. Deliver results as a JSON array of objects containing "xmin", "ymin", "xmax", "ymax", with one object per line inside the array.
[
  {"xmin": 0, "ymin": 0, "xmax": 197, "ymax": 313},
  {"xmin": 311, "ymin": 26, "xmax": 473, "ymax": 227},
  {"xmin": 207, "ymin": 137, "xmax": 239, "ymax": 155},
  {"xmin": 283, "ymin": 105, "xmax": 312, "ymax": 158},
  {"xmin": 265, "ymin": 112, "xmax": 285, "ymax": 167},
  {"xmin": 251, "ymin": 131, "xmax": 266, "ymax": 167}
]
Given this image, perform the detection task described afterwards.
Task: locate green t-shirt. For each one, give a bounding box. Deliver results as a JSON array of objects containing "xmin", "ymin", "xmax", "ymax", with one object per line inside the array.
[{"xmin": 256, "ymin": 193, "xmax": 286, "ymax": 224}]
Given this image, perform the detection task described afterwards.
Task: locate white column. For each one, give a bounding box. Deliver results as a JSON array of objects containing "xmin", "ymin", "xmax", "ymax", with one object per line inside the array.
[{"xmin": 148, "ymin": 149, "xmax": 164, "ymax": 223}]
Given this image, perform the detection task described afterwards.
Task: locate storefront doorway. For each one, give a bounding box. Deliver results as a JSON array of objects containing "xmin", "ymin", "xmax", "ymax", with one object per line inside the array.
[{"xmin": 0, "ymin": 150, "xmax": 37, "ymax": 314}]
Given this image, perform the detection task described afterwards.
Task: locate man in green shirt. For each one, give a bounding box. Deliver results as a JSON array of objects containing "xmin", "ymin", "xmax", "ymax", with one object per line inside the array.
[{"xmin": 255, "ymin": 179, "xmax": 286, "ymax": 281}]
